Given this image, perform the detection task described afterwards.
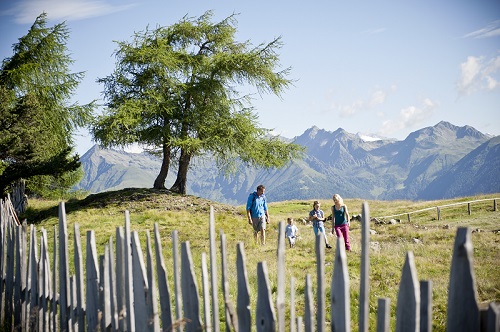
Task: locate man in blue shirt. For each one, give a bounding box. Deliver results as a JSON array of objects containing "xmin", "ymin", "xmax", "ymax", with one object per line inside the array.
[{"xmin": 246, "ymin": 184, "xmax": 270, "ymax": 244}]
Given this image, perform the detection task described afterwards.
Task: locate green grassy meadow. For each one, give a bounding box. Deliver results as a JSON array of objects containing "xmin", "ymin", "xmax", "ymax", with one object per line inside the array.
[{"xmin": 20, "ymin": 190, "xmax": 500, "ymax": 331}]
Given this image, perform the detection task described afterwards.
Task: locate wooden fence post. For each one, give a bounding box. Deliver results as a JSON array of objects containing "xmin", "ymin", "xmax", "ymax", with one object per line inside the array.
[
  {"xmin": 100, "ymin": 247, "xmax": 110, "ymax": 331},
  {"xmin": 468, "ymin": 203, "xmax": 471, "ymax": 215},
  {"xmin": 277, "ymin": 221, "xmax": 286, "ymax": 332},
  {"xmin": 201, "ymin": 253, "xmax": 211, "ymax": 332},
  {"xmin": 407, "ymin": 213, "xmax": 411, "ymax": 223},
  {"xmin": 172, "ymin": 229, "xmax": 182, "ymax": 332},
  {"xmin": 420, "ymin": 280, "xmax": 432, "ymax": 332},
  {"xmin": 236, "ymin": 242, "xmax": 251, "ymax": 332},
  {"xmin": 209, "ymin": 206, "xmax": 220, "ymax": 332},
  {"xmin": 86, "ymin": 230, "xmax": 100, "ymax": 332},
  {"xmin": 146, "ymin": 231, "xmax": 161, "ymax": 331},
  {"xmin": 26, "ymin": 224, "xmax": 38, "ymax": 331},
  {"xmin": 5, "ymin": 220, "xmax": 14, "ymax": 330},
  {"xmin": 221, "ymin": 231, "xmax": 238, "ymax": 331},
  {"xmin": 58, "ymin": 202, "xmax": 71, "ymax": 332},
  {"xmin": 131, "ymin": 231, "xmax": 149, "ymax": 330},
  {"xmin": 315, "ymin": 233, "xmax": 325, "ymax": 332},
  {"xmin": 359, "ymin": 202, "xmax": 370, "ymax": 332},
  {"xmin": 13, "ymin": 221, "xmax": 26, "ymax": 330},
  {"xmin": 437, "ymin": 207, "xmax": 441, "ymax": 221},
  {"xmin": 331, "ymin": 236, "xmax": 350, "ymax": 332},
  {"xmin": 181, "ymin": 241, "xmax": 202, "ymax": 331},
  {"xmin": 290, "ymin": 277, "xmax": 296, "ymax": 332},
  {"xmin": 74, "ymin": 223, "xmax": 86, "ymax": 332},
  {"xmin": 154, "ymin": 223, "xmax": 173, "ymax": 330},
  {"xmin": 115, "ymin": 227, "xmax": 126, "ymax": 331},
  {"xmin": 124, "ymin": 211, "xmax": 136, "ymax": 331},
  {"xmin": 52, "ymin": 225, "xmax": 58, "ymax": 332},
  {"xmin": 395, "ymin": 252, "xmax": 420, "ymax": 332},
  {"xmin": 494, "ymin": 199, "xmax": 497, "ymax": 212},
  {"xmin": 447, "ymin": 227, "xmax": 479, "ymax": 331},
  {"xmin": 376, "ymin": 298, "xmax": 390, "ymax": 332},
  {"xmin": 108, "ymin": 237, "xmax": 119, "ymax": 330},
  {"xmin": 256, "ymin": 261, "xmax": 276, "ymax": 332},
  {"xmin": 304, "ymin": 275, "xmax": 313, "ymax": 332}
]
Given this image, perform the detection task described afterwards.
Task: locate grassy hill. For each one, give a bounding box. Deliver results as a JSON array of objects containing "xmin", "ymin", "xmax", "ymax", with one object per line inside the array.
[{"xmin": 22, "ymin": 190, "xmax": 500, "ymax": 331}]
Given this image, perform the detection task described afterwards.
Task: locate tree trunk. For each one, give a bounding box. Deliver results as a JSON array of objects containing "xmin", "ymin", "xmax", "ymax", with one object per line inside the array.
[
  {"xmin": 170, "ymin": 148, "xmax": 191, "ymax": 194},
  {"xmin": 153, "ymin": 143, "xmax": 171, "ymax": 189}
]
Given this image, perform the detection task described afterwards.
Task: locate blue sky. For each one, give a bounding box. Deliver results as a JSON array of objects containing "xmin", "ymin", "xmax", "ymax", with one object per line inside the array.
[{"xmin": 1, "ymin": 0, "xmax": 499, "ymax": 156}]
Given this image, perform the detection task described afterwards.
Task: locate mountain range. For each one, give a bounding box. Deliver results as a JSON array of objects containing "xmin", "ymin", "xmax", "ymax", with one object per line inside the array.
[{"xmin": 75, "ymin": 121, "xmax": 500, "ymax": 205}]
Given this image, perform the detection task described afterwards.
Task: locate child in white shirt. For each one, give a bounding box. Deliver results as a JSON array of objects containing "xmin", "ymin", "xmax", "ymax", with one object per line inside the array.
[{"xmin": 285, "ymin": 218, "xmax": 299, "ymax": 248}]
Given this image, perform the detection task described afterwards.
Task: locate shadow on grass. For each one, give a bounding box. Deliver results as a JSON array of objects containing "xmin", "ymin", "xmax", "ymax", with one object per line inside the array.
[{"xmin": 21, "ymin": 187, "xmax": 241, "ymax": 224}]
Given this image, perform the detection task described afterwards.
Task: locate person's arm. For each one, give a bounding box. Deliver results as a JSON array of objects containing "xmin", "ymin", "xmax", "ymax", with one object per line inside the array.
[
  {"xmin": 265, "ymin": 210, "xmax": 270, "ymax": 223},
  {"xmin": 246, "ymin": 194, "xmax": 253, "ymax": 224},
  {"xmin": 331, "ymin": 206, "xmax": 335, "ymax": 234},
  {"xmin": 345, "ymin": 205, "xmax": 350, "ymax": 227},
  {"xmin": 308, "ymin": 210, "xmax": 315, "ymax": 221}
]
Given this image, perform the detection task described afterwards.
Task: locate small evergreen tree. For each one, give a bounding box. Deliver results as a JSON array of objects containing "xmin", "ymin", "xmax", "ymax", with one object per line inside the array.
[
  {"xmin": 93, "ymin": 11, "xmax": 303, "ymax": 193},
  {"xmin": 0, "ymin": 13, "xmax": 94, "ymax": 196}
]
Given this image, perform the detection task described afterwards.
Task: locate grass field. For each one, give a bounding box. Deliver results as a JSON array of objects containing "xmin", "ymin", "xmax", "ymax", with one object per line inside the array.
[{"xmin": 21, "ymin": 189, "xmax": 500, "ymax": 331}]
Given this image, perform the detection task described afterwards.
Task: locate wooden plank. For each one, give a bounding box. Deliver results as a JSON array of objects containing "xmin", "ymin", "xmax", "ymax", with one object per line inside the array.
[
  {"xmin": 41, "ymin": 228, "xmax": 52, "ymax": 332},
  {"xmin": 145, "ymin": 230, "xmax": 160, "ymax": 331},
  {"xmin": 256, "ymin": 261, "xmax": 276, "ymax": 332},
  {"xmin": 209, "ymin": 206, "xmax": 220, "ymax": 332},
  {"xmin": 396, "ymin": 252, "xmax": 420, "ymax": 332},
  {"xmin": 277, "ymin": 221, "xmax": 285, "ymax": 332},
  {"xmin": 221, "ymin": 231, "xmax": 237, "ymax": 331},
  {"xmin": 124, "ymin": 211, "xmax": 136, "ymax": 331},
  {"xmin": 297, "ymin": 317, "xmax": 303, "ymax": 332},
  {"xmin": 52, "ymin": 225, "xmax": 58, "ymax": 332},
  {"xmin": 73, "ymin": 223, "xmax": 86, "ymax": 332},
  {"xmin": 58, "ymin": 202, "xmax": 71, "ymax": 332},
  {"xmin": 446, "ymin": 227, "xmax": 479, "ymax": 331},
  {"xmin": 131, "ymin": 231, "xmax": 149, "ymax": 331},
  {"xmin": 330, "ymin": 236, "xmax": 351, "ymax": 332},
  {"xmin": 236, "ymin": 242, "xmax": 251, "ymax": 332},
  {"xmin": 86, "ymin": 230, "xmax": 100, "ymax": 332},
  {"xmin": 420, "ymin": 281, "xmax": 432, "ymax": 332},
  {"xmin": 100, "ymin": 246, "xmax": 111, "ymax": 331},
  {"xmin": 115, "ymin": 227, "xmax": 126, "ymax": 331},
  {"xmin": 108, "ymin": 236, "xmax": 119, "ymax": 330},
  {"xmin": 13, "ymin": 221, "xmax": 27, "ymax": 330},
  {"xmin": 70, "ymin": 276, "xmax": 76, "ymax": 332},
  {"xmin": 359, "ymin": 202, "xmax": 370, "ymax": 332},
  {"xmin": 290, "ymin": 277, "xmax": 296, "ymax": 332},
  {"xmin": 154, "ymin": 223, "xmax": 173, "ymax": 330},
  {"xmin": 304, "ymin": 275, "xmax": 313, "ymax": 332},
  {"xmin": 26, "ymin": 224, "xmax": 38, "ymax": 331},
  {"xmin": 0, "ymin": 207, "xmax": 5, "ymax": 324},
  {"xmin": 5, "ymin": 221, "xmax": 15, "ymax": 330},
  {"xmin": 172, "ymin": 230, "xmax": 183, "ymax": 332},
  {"xmin": 315, "ymin": 233, "xmax": 325, "ymax": 332},
  {"xmin": 201, "ymin": 252, "xmax": 211, "ymax": 332},
  {"xmin": 181, "ymin": 241, "xmax": 202, "ymax": 331},
  {"xmin": 376, "ymin": 298, "xmax": 390, "ymax": 332}
]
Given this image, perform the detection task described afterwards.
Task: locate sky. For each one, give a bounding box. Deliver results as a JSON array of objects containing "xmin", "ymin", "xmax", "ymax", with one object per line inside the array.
[{"xmin": 1, "ymin": 0, "xmax": 499, "ymax": 156}]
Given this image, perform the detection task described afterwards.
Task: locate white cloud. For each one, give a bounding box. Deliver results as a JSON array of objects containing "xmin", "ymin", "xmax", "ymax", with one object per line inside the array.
[
  {"xmin": 3, "ymin": 0, "xmax": 136, "ymax": 24},
  {"xmin": 457, "ymin": 55, "xmax": 500, "ymax": 96},
  {"xmin": 463, "ymin": 20, "xmax": 500, "ymax": 39},
  {"xmin": 378, "ymin": 98, "xmax": 437, "ymax": 136},
  {"xmin": 336, "ymin": 87, "xmax": 391, "ymax": 117}
]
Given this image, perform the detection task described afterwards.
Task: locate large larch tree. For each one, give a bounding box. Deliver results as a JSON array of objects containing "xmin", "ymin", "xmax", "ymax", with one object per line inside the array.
[{"xmin": 92, "ymin": 11, "xmax": 303, "ymax": 194}]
